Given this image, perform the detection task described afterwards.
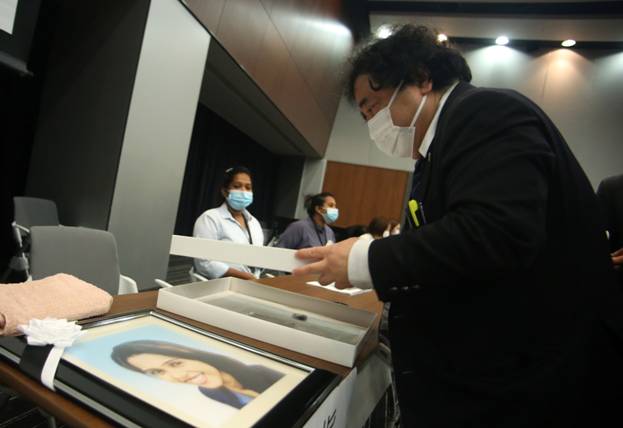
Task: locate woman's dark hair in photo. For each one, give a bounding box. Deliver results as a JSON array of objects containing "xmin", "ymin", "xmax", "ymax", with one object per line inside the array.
[
  {"xmin": 346, "ymin": 24, "xmax": 472, "ymax": 103},
  {"xmin": 221, "ymin": 166, "xmax": 252, "ymax": 191},
  {"xmin": 305, "ymin": 192, "xmax": 334, "ymax": 218},
  {"xmin": 111, "ymin": 340, "xmax": 282, "ymax": 394}
]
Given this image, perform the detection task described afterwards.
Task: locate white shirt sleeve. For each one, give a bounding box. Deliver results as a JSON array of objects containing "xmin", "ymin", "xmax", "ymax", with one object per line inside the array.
[
  {"xmin": 347, "ymin": 237, "xmax": 374, "ymax": 289},
  {"xmin": 248, "ymin": 217, "xmax": 265, "ymax": 278},
  {"xmin": 193, "ymin": 213, "xmax": 229, "ymax": 279}
]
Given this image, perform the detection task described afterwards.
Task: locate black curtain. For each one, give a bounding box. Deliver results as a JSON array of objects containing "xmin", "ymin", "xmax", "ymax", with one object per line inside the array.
[
  {"xmin": 0, "ymin": 68, "xmax": 37, "ymax": 278},
  {"xmin": 0, "ymin": 3, "xmax": 55, "ymax": 280},
  {"xmin": 174, "ymin": 104, "xmax": 281, "ymax": 236}
]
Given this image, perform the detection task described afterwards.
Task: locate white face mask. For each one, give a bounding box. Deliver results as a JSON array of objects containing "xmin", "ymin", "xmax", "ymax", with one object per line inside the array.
[{"xmin": 367, "ymin": 82, "xmax": 428, "ymax": 158}]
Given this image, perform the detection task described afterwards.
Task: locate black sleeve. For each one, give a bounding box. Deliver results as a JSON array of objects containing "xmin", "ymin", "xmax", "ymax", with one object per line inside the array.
[
  {"xmin": 596, "ymin": 179, "xmax": 613, "ymax": 234},
  {"xmin": 369, "ymin": 90, "xmax": 555, "ymax": 297}
]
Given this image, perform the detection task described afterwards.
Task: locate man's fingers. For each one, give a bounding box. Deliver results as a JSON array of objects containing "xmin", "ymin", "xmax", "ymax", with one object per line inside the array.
[
  {"xmin": 318, "ymin": 273, "xmax": 334, "ymax": 286},
  {"xmin": 293, "ymin": 260, "xmax": 326, "ymax": 276},
  {"xmin": 296, "ymin": 246, "xmax": 328, "ymax": 260},
  {"xmin": 334, "ymin": 280, "xmax": 352, "ymax": 290},
  {"xmin": 612, "ymin": 247, "xmax": 623, "ymax": 257}
]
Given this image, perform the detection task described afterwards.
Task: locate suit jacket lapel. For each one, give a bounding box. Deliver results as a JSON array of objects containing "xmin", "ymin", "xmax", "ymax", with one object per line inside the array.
[{"xmin": 419, "ymin": 82, "xmax": 474, "ymax": 204}]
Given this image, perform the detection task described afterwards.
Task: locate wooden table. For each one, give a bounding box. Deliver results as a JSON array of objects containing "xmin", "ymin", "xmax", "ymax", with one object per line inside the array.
[{"xmin": 0, "ymin": 275, "xmax": 382, "ymax": 427}]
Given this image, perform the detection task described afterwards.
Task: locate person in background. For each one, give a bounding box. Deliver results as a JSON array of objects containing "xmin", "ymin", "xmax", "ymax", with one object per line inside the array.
[
  {"xmin": 385, "ymin": 220, "xmax": 400, "ymax": 237},
  {"xmin": 193, "ymin": 166, "xmax": 263, "ymax": 280},
  {"xmin": 293, "ymin": 24, "xmax": 623, "ymax": 427},
  {"xmin": 275, "ymin": 192, "xmax": 337, "ymax": 249},
  {"xmin": 596, "ymin": 173, "xmax": 623, "ymax": 285},
  {"xmin": 361, "ymin": 217, "xmax": 400, "ymax": 241}
]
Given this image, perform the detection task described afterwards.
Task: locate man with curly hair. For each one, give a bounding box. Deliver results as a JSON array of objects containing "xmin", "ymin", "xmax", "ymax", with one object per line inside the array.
[{"xmin": 295, "ymin": 25, "xmax": 623, "ymax": 427}]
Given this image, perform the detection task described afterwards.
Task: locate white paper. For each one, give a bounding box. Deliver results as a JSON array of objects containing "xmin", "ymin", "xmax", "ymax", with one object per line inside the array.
[
  {"xmin": 170, "ymin": 235, "xmax": 311, "ymax": 272},
  {"xmin": 0, "ymin": 0, "xmax": 18, "ymax": 35},
  {"xmin": 306, "ymin": 281, "xmax": 371, "ymax": 296}
]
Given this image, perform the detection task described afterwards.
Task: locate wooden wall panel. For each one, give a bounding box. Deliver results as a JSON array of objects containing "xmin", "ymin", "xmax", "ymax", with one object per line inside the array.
[
  {"xmin": 185, "ymin": 0, "xmax": 353, "ymax": 156},
  {"xmin": 216, "ymin": 0, "xmax": 271, "ymax": 77},
  {"xmin": 322, "ymin": 161, "xmax": 409, "ymax": 228},
  {"xmin": 265, "ymin": 0, "xmax": 352, "ymax": 126},
  {"xmin": 183, "ymin": 0, "xmax": 225, "ymax": 33},
  {"xmin": 322, "ymin": 162, "xmax": 367, "ymax": 227},
  {"xmin": 253, "ymin": 23, "xmax": 291, "ymax": 103}
]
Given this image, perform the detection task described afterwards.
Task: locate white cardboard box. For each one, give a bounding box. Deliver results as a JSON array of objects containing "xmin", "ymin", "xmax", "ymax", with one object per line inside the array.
[{"xmin": 156, "ymin": 278, "xmax": 377, "ymax": 367}]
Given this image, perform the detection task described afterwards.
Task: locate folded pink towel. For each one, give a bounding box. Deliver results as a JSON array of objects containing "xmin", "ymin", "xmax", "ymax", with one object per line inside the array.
[{"xmin": 0, "ymin": 273, "xmax": 113, "ymax": 336}]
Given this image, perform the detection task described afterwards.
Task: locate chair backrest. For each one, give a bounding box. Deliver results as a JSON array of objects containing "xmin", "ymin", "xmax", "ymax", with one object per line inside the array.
[
  {"xmin": 13, "ymin": 197, "xmax": 59, "ymax": 229},
  {"xmin": 188, "ymin": 266, "xmax": 208, "ymax": 282},
  {"xmin": 30, "ymin": 226, "xmax": 121, "ymax": 295},
  {"xmin": 261, "ymin": 227, "xmax": 274, "ymax": 246}
]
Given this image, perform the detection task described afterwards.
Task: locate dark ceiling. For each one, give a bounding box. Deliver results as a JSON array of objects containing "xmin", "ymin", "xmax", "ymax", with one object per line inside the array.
[{"xmin": 366, "ymin": 0, "xmax": 623, "ymax": 48}]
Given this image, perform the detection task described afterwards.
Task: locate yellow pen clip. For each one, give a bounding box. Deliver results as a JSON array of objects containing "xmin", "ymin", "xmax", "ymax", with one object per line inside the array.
[{"xmin": 408, "ymin": 200, "xmax": 420, "ymax": 227}]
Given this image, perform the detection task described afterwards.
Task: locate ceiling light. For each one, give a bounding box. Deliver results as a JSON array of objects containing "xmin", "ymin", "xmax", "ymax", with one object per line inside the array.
[
  {"xmin": 495, "ymin": 35, "xmax": 509, "ymax": 46},
  {"xmin": 376, "ymin": 25, "xmax": 393, "ymax": 39},
  {"xmin": 561, "ymin": 39, "xmax": 576, "ymax": 48},
  {"xmin": 437, "ymin": 33, "xmax": 448, "ymax": 43}
]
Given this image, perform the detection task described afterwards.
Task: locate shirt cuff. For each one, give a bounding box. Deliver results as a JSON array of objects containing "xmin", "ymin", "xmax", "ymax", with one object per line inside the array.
[{"xmin": 347, "ymin": 238, "xmax": 374, "ymax": 289}]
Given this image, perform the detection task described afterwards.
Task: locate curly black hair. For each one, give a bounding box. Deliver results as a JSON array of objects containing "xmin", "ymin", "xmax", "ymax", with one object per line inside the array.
[{"xmin": 345, "ymin": 25, "xmax": 472, "ymax": 103}]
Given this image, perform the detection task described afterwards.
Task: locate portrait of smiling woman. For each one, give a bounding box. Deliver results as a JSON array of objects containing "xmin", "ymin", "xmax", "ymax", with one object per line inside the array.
[{"xmin": 111, "ymin": 340, "xmax": 284, "ymax": 409}]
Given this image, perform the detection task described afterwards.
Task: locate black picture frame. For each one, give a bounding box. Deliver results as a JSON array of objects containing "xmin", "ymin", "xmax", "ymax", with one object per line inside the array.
[{"xmin": 0, "ymin": 310, "xmax": 339, "ymax": 427}]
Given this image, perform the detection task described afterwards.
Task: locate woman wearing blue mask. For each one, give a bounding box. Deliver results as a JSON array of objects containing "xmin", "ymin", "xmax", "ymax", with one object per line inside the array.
[
  {"xmin": 276, "ymin": 192, "xmax": 338, "ymax": 250},
  {"xmin": 192, "ymin": 166, "xmax": 264, "ymax": 280}
]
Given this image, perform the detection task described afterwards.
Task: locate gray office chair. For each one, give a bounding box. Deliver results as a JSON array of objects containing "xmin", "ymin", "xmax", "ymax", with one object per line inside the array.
[
  {"xmin": 29, "ymin": 226, "xmax": 137, "ymax": 295},
  {"xmin": 188, "ymin": 266, "xmax": 208, "ymax": 282},
  {"xmin": 14, "ymin": 197, "xmax": 60, "ymax": 229},
  {"xmin": 4, "ymin": 197, "xmax": 61, "ymax": 281}
]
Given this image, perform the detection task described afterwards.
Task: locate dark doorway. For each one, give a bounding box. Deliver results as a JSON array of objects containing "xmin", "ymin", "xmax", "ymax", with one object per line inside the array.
[{"xmin": 174, "ymin": 104, "xmax": 282, "ymax": 237}]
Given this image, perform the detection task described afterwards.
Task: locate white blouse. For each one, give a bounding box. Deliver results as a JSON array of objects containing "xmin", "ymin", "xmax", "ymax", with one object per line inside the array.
[{"xmin": 192, "ymin": 203, "xmax": 264, "ymax": 279}]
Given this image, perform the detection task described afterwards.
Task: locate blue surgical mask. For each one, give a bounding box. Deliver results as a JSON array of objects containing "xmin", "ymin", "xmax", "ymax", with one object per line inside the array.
[
  {"xmin": 227, "ymin": 190, "xmax": 253, "ymax": 211},
  {"xmin": 322, "ymin": 207, "xmax": 339, "ymax": 224}
]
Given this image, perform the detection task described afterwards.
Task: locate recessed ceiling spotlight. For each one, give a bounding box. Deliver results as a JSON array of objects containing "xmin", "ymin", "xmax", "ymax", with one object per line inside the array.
[
  {"xmin": 495, "ymin": 35, "xmax": 509, "ymax": 46},
  {"xmin": 376, "ymin": 25, "xmax": 393, "ymax": 39},
  {"xmin": 437, "ymin": 33, "xmax": 448, "ymax": 43},
  {"xmin": 561, "ymin": 39, "xmax": 576, "ymax": 47}
]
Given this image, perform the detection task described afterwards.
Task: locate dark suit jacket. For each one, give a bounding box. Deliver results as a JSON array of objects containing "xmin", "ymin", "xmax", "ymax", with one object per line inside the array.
[
  {"xmin": 368, "ymin": 83, "xmax": 623, "ymax": 427},
  {"xmin": 597, "ymin": 174, "xmax": 623, "ymax": 286},
  {"xmin": 597, "ymin": 173, "xmax": 623, "ymax": 253}
]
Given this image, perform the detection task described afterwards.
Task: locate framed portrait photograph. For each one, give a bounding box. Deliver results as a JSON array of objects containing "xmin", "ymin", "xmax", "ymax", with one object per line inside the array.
[{"xmin": 0, "ymin": 311, "xmax": 339, "ymax": 428}]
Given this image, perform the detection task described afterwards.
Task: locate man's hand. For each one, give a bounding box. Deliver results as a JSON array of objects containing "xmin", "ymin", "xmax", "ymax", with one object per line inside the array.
[
  {"xmin": 612, "ymin": 248, "xmax": 623, "ymax": 270},
  {"xmin": 293, "ymin": 238, "xmax": 358, "ymax": 289}
]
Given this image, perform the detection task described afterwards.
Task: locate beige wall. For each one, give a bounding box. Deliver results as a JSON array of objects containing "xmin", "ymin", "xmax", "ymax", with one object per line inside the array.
[
  {"xmin": 465, "ymin": 45, "xmax": 623, "ymax": 188},
  {"xmin": 325, "ymin": 45, "xmax": 623, "ymax": 188}
]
